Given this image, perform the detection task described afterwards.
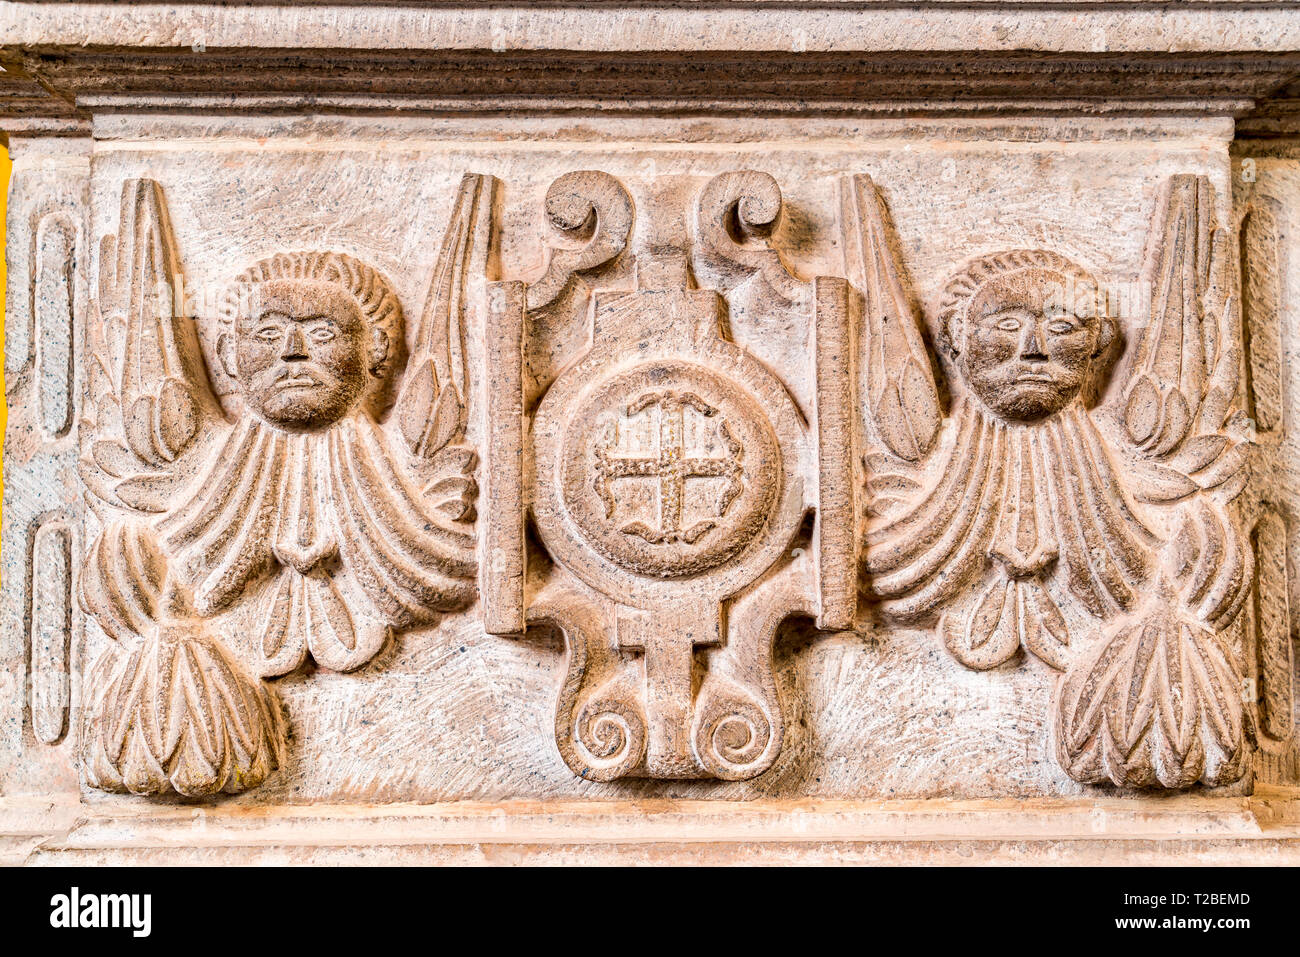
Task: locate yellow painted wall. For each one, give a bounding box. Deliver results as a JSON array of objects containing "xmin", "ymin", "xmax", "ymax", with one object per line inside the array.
[{"xmin": 1, "ymin": 143, "xmax": 8, "ymax": 514}]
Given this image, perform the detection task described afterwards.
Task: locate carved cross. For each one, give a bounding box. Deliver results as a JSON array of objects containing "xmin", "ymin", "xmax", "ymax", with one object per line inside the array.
[{"xmin": 594, "ymin": 390, "xmax": 743, "ymax": 545}]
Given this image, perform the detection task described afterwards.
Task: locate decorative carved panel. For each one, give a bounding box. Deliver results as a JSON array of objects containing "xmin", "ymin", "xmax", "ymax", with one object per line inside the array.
[
  {"xmin": 4, "ymin": 4, "xmax": 1300, "ymax": 861},
  {"xmin": 485, "ymin": 170, "xmax": 851, "ymax": 781},
  {"xmin": 47, "ymin": 161, "xmax": 1266, "ymax": 798}
]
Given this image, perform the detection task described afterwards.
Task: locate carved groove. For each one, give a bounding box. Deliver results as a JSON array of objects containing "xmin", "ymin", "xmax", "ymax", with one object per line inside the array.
[
  {"xmin": 1240, "ymin": 199, "xmax": 1283, "ymax": 434},
  {"xmin": 34, "ymin": 213, "xmax": 77, "ymax": 438},
  {"xmin": 30, "ymin": 521, "xmax": 71, "ymax": 745},
  {"xmin": 1254, "ymin": 512, "xmax": 1294, "ymax": 742}
]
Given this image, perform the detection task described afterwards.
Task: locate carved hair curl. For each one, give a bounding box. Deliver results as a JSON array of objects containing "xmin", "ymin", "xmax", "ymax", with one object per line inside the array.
[{"xmin": 937, "ymin": 249, "xmax": 1107, "ymax": 358}]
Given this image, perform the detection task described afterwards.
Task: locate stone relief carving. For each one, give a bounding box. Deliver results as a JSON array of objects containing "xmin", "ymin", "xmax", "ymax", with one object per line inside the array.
[
  {"xmin": 485, "ymin": 169, "xmax": 852, "ymax": 781},
  {"xmin": 69, "ymin": 163, "xmax": 1262, "ymax": 798},
  {"xmin": 856, "ymin": 173, "xmax": 1256, "ymax": 789},
  {"xmin": 76, "ymin": 175, "xmax": 491, "ymax": 795}
]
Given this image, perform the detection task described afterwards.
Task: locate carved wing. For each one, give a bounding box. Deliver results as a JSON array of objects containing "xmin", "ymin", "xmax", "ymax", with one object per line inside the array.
[
  {"xmin": 392, "ymin": 172, "xmax": 497, "ymax": 521},
  {"xmin": 1120, "ymin": 174, "xmax": 1249, "ymax": 502},
  {"xmin": 81, "ymin": 178, "xmax": 224, "ymax": 515},
  {"xmin": 841, "ymin": 174, "xmax": 940, "ymax": 463}
]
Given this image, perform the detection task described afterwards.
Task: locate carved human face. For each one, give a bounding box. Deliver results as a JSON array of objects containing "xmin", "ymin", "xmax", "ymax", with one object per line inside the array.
[
  {"xmin": 233, "ymin": 280, "xmax": 378, "ymax": 429},
  {"xmin": 958, "ymin": 269, "xmax": 1104, "ymax": 422}
]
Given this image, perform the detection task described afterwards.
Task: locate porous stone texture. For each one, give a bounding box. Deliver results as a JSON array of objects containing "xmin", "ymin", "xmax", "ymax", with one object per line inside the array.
[{"xmin": 3, "ymin": 2, "xmax": 1300, "ymax": 864}]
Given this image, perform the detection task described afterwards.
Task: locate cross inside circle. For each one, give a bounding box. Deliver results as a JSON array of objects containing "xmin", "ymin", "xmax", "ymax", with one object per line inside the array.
[{"xmin": 593, "ymin": 390, "xmax": 744, "ymax": 546}]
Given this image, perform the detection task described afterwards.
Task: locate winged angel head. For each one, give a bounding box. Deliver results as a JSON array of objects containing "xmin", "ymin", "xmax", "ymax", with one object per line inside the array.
[
  {"xmin": 77, "ymin": 175, "xmax": 493, "ymax": 796},
  {"xmin": 217, "ymin": 252, "xmax": 403, "ymax": 431},
  {"xmin": 850, "ymin": 173, "xmax": 1255, "ymax": 790}
]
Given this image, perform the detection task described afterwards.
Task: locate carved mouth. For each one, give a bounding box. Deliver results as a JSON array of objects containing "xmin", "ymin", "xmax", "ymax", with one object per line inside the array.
[
  {"xmin": 275, "ymin": 373, "xmax": 319, "ymax": 390},
  {"xmin": 1012, "ymin": 372, "xmax": 1055, "ymax": 384}
]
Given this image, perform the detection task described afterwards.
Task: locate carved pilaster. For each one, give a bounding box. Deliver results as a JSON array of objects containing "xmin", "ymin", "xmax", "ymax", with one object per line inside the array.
[{"xmin": 0, "ymin": 134, "xmax": 90, "ymax": 797}]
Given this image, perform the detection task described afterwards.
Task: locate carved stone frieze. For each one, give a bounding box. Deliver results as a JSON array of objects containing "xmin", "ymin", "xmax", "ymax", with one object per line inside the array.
[
  {"xmin": 4, "ymin": 0, "xmax": 1300, "ymax": 867},
  {"xmin": 49, "ymin": 161, "xmax": 1269, "ymax": 798}
]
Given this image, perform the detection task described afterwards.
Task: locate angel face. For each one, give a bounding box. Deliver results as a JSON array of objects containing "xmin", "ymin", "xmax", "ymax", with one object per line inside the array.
[
  {"xmin": 234, "ymin": 280, "xmax": 379, "ymax": 429},
  {"xmin": 959, "ymin": 268, "xmax": 1103, "ymax": 422}
]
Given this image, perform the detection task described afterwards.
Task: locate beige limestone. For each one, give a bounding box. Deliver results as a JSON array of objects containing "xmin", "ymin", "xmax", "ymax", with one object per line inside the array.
[{"xmin": 3, "ymin": 2, "xmax": 1300, "ymax": 864}]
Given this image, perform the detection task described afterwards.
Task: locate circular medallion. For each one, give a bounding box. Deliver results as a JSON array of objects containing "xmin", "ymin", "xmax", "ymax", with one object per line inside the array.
[{"xmin": 560, "ymin": 361, "xmax": 780, "ymax": 579}]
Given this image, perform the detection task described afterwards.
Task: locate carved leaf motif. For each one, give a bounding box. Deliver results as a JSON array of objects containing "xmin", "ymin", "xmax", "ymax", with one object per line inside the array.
[
  {"xmin": 841, "ymin": 174, "xmax": 940, "ymax": 462},
  {"xmin": 400, "ymin": 363, "xmax": 465, "ymax": 458},
  {"xmin": 398, "ymin": 359, "xmax": 439, "ymax": 451},
  {"xmin": 426, "ymin": 381, "xmax": 465, "ymax": 455},
  {"xmin": 91, "ymin": 440, "xmax": 138, "ymax": 479},
  {"xmin": 1018, "ymin": 580, "xmax": 1070, "ymax": 672},
  {"xmin": 1055, "ymin": 601, "xmax": 1252, "ymax": 789},
  {"xmin": 943, "ymin": 578, "xmax": 1020, "ymax": 670},
  {"xmin": 862, "ymin": 451, "xmax": 924, "ymax": 519},
  {"xmin": 1165, "ymin": 499, "xmax": 1253, "ymax": 632},
  {"xmin": 425, "ymin": 445, "xmax": 479, "ymax": 521},
  {"xmin": 1127, "ymin": 460, "xmax": 1201, "ymax": 504},
  {"xmin": 82, "ymin": 622, "xmax": 285, "ymax": 797},
  {"xmin": 113, "ymin": 472, "xmax": 183, "ymax": 513},
  {"xmin": 1172, "ymin": 434, "xmax": 1229, "ymax": 474},
  {"xmin": 943, "ymin": 577, "xmax": 1071, "ymax": 672},
  {"xmin": 304, "ymin": 574, "xmax": 378, "ymax": 670},
  {"xmin": 255, "ymin": 568, "xmax": 309, "ymax": 676}
]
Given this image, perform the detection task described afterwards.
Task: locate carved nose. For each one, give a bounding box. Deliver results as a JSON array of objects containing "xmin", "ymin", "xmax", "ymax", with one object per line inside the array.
[
  {"xmin": 1020, "ymin": 324, "xmax": 1047, "ymax": 360},
  {"xmin": 280, "ymin": 325, "xmax": 307, "ymax": 360}
]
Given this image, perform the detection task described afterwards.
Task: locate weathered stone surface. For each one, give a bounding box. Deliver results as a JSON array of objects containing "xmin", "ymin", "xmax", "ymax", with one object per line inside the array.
[{"xmin": 3, "ymin": 2, "xmax": 1300, "ymax": 863}]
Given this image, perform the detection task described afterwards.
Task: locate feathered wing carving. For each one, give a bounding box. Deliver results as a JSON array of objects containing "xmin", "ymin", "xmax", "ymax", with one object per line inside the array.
[
  {"xmin": 1125, "ymin": 175, "xmax": 1241, "ymax": 456},
  {"xmin": 1054, "ymin": 174, "xmax": 1256, "ymax": 789},
  {"xmin": 841, "ymin": 174, "xmax": 940, "ymax": 463},
  {"xmin": 394, "ymin": 172, "xmax": 498, "ymax": 520},
  {"xmin": 81, "ymin": 179, "xmax": 225, "ymax": 516},
  {"xmin": 1121, "ymin": 174, "xmax": 1250, "ymax": 505}
]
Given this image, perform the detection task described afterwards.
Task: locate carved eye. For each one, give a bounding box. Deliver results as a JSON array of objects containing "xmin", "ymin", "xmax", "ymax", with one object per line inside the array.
[
  {"xmin": 256, "ymin": 325, "xmax": 281, "ymax": 342},
  {"xmin": 306, "ymin": 323, "xmax": 336, "ymax": 343},
  {"xmin": 1047, "ymin": 320, "xmax": 1076, "ymax": 335},
  {"xmin": 995, "ymin": 316, "xmax": 1022, "ymax": 332}
]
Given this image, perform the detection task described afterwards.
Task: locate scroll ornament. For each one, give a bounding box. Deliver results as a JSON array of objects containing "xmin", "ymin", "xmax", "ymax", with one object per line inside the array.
[{"xmin": 487, "ymin": 169, "xmax": 845, "ymax": 782}]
